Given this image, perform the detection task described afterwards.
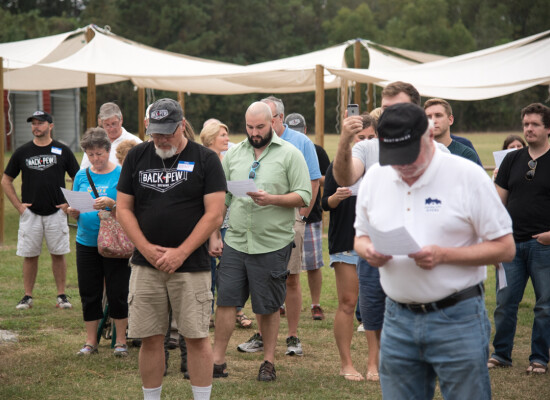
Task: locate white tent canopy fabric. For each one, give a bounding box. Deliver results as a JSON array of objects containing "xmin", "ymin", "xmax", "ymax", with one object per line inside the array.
[
  {"xmin": 327, "ymin": 30, "xmax": 550, "ymax": 101},
  {"xmin": 45, "ymin": 30, "xmax": 351, "ymax": 94},
  {"xmin": 1, "ymin": 25, "xmax": 549, "ymax": 100}
]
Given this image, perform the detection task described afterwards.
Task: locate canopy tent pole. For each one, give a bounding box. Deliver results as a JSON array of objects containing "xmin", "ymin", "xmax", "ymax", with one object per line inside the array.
[
  {"xmin": 85, "ymin": 28, "xmax": 96, "ymax": 129},
  {"xmin": 354, "ymin": 40, "xmax": 361, "ymax": 111},
  {"xmin": 177, "ymin": 92, "xmax": 185, "ymax": 115},
  {"xmin": 138, "ymin": 87, "xmax": 145, "ymax": 140},
  {"xmin": 0, "ymin": 57, "xmax": 5, "ymax": 244},
  {"xmin": 314, "ymin": 65, "xmax": 324, "ymax": 147}
]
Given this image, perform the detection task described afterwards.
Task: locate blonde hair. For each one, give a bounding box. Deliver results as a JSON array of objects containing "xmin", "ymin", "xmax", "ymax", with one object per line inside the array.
[
  {"xmin": 115, "ymin": 139, "xmax": 138, "ymax": 165},
  {"xmin": 199, "ymin": 121, "xmax": 229, "ymax": 148}
]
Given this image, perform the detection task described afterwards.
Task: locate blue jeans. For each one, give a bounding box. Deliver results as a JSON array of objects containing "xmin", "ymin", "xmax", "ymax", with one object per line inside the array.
[
  {"xmin": 492, "ymin": 239, "xmax": 550, "ymax": 367},
  {"xmin": 357, "ymin": 258, "xmax": 386, "ymax": 330},
  {"xmin": 380, "ymin": 295, "xmax": 492, "ymax": 400}
]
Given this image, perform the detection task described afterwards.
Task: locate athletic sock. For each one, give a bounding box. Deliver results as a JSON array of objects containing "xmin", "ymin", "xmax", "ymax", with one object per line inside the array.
[
  {"xmin": 143, "ymin": 386, "xmax": 162, "ymax": 400},
  {"xmin": 191, "ymin": 385, "xmax": 212, "ymax": 400}
]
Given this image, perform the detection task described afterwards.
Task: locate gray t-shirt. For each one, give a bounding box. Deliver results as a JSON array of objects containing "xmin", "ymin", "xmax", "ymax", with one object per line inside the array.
[{"xmin": 351, "ymin": 138, "xmax": 451, "ymax": 179}]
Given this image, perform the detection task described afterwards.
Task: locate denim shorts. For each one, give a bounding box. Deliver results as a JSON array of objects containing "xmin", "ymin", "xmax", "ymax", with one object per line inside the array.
[{"xmin": 329, "ymin": 250, "xmax": 359, "ymax": 268}]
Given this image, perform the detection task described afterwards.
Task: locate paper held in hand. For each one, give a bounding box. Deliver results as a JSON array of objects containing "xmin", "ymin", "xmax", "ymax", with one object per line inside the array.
[
  {"xmin": 227, "ymin": 179, "xmax": 259, "ymax": 197},
  {"xmin": 364, "ymin": 219, "xmax": 421, "ymax": 256},
  {"xmin": 60, "ymin": 187, "xmax": 96, "ymax": 213}
]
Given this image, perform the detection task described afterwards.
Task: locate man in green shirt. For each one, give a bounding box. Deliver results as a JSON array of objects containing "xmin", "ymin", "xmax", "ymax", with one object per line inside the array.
[{"xmin": 212, "ymin": 102, "xmax": 311, "ymax": 382}]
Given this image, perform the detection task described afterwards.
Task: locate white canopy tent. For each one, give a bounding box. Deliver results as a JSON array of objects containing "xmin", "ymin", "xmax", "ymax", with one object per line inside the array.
[
  {"xmin": 0, "ymin": 28, "xmax": 127, "ymax": 90},
  {"xmin": 326, "ymin": 30, "xmax": 550, "ymax": 101}
]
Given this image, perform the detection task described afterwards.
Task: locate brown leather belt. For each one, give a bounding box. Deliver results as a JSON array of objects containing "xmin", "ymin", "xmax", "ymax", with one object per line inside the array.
[{"xmin": 395, "ymin": 283, "xmax": 484, "ymax": 314}]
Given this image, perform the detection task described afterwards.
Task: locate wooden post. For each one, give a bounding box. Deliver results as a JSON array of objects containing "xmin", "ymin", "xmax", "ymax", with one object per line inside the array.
[
  {"xmin": 354, "ymin": 40, "xmax": 361, "ymax": 110},
  {"xmin": 0, "ymin": 57, "xmax": 5, "ymax": 244},
  {"xmin": 340, "ymin": 79, "xmax": 348, "ymax": 133},
  {"xmin": 314, "ymin": 65, "xmax": 324, "ymax": 147},
  {"xmin": 367, "ymin": 84, "xmax": 374, "ymax": 112},
  {"xmin": 138, "ymin": 87, "xmax": 145, "ymax": 140},
  {"xmin": 177, "ymin": 92, "xmax": 185, "ymax": 115},
  {"xmin": 85, "ymin": 28, "xmax": 96, "ymax": 129}
]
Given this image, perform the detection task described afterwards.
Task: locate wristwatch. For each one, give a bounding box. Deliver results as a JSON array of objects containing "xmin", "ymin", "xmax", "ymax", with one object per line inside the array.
[{"xmin": 301, "ymin": 216, "xmax": 307, "ymax": 222}]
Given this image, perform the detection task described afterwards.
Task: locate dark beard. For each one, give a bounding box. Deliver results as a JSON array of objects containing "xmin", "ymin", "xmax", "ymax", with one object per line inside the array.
[{"xmin": 247, "ymin": 129, "xmax": 273, "ymax": 149}]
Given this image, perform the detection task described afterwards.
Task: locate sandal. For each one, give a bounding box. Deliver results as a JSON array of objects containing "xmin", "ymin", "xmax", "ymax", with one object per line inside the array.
[
  {"xmin": 366, "ymin": 372, "xmax": 380, "ymax": 382},
  {"xmin": 236, "ymin": 313, "xmax": 252, "ymax": 328},
  {"xmin": 526, "ymin": 362, "xmax": 548, "ymax": 375},
  {"xmin": 340, "ymin": 372, "xmax": 364, "ymax": 381},
  {"xmin": 487, "ymin": 357, "xmax": 511, "ymax": 369},
  {"xmin": 213, "ymin": 362, "xmax": 229, "ymax": 378},
  {"xmin": 113, "ymin": 343, "xmax": 129, "ymax": 357},
  {"xmin": 77, "ymin": 343, "xmax": 98, "ymax": 356}
]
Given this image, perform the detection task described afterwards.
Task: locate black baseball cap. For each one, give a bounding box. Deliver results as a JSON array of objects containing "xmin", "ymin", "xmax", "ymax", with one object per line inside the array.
[
  {"xmin": 377, "ymin": 103, "xmax": 428, "ymax": 166},
  {"xmin": 27, "ymin": 110, "xmax": 53, "ymax": 123},
  {"xmin": 146, "ymin": 98, "xmax": 184, "ymax": 135}
]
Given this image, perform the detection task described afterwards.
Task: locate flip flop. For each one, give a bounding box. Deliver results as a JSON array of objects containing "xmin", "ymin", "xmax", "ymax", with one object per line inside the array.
[
  {"xmin": 340, "ymin": 372, "xmax": 364, "ymax": 381},
  {"xmin": 487, "ymin": 357, "xmax": 511, "ymax": 369},
  {"xmin": 526, "ymin": 362, "xmax": 548, "ymax": 375},
  {"xmin": 366, "ymin": 372, "xmax": 380, "ymax": 382}
]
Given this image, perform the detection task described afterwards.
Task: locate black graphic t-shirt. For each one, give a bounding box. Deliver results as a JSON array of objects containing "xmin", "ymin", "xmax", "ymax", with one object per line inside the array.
[
  {"xmin": 117, "ymin": 140, "xmax": 227, "ymax": 272},
  {"xmin": 4, "ymin": 140, "xmax": 80, "ymax": 216}
]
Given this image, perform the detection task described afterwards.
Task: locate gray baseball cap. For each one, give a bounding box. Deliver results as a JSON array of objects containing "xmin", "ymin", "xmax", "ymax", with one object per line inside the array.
[
  {"xmin": 285, "ymin": 113, "xmax": 306, "ymax": 133},
  {"xmin": 146, "ymin": 98, "xmax": 183, "ymax": 135}
]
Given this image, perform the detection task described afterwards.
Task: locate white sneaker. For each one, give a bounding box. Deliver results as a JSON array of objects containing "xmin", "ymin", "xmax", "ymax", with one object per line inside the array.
[
  {"xmin": 15, "ymin": 295, "xmax": 33, "ymax": 310},
  {"xmin": 56, "ymin": 294, "xmax": 72, "ymax": 309},
  {"xmin": 357, "ymin": 324, "xmax": 365, "ymax": 332},
  {"xmin": 285, "ymin": 336, "xmax": 303, "ymax": 356},
  {"xmin": 237, "ymin": 333, "xmax": 263, "ymax": 353}
]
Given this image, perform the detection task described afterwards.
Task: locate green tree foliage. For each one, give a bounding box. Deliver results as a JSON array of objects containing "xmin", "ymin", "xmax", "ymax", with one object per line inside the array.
[{"xmin": 1, "ymin": 0, "xmax": 549, "ymax": 134}]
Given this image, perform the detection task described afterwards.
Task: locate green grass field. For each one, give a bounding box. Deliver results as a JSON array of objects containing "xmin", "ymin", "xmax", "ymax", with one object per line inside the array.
[{"xmin": 0, "ymin": 133, "xmax": 548, "ymax": 399}]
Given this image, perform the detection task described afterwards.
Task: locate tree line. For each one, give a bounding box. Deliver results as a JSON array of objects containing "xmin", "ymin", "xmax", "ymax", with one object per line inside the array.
[{"xmin": 1, "ymin": 0, "xmax": 549, "ymax": 134}]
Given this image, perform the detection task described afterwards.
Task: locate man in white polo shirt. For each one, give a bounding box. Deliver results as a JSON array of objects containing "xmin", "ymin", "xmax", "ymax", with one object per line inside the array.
[{"xmin": 354, "ymin": 103, "xmax": 515, "ymax": 399}]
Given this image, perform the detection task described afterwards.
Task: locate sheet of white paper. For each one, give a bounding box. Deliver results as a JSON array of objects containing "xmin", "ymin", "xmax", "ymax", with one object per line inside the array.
[
  {"xmin": 496, "ymin": 263, "xmax": 508, "ymax": 289},
  {"xmin": 493, "ymin": 148, "xmax": 517, "ymax": 169},
  {"xmin": 364, "ymin": 220, "xmax": 421, "ymax": 256},
  {"xmin": 61, "ymin": 188, "xmax": 96, "ymax": 213},
  {"xmin": 227, "ymin": 179, "xmax": 259, "ymax": 197}
]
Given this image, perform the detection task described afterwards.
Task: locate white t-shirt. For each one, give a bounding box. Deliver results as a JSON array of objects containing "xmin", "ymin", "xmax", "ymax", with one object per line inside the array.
[
  {"xmin": 80, "ymin": 127, "xmax": 142, "ymax": 169},
  {"xmin": 354, "ymin": 148, "xmax": 512, "ymax": 303}
]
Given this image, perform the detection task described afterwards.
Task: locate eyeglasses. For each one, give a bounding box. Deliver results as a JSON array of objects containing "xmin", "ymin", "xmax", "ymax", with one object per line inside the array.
[
  {"xmin": 525, "ymin": 159, "xmax": 537, "ymax": 180},
  {"xmin": 249, "ymin": 161, "xmax": 260, "ymax": 179}
]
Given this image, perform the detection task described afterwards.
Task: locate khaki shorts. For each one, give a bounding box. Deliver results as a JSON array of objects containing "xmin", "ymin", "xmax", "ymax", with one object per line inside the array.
[
  {"xmin": 287, "ymin": 216, "xmax": 306, "ymax": 275},
  {"xmin": 17, "ymin": 208, "xmax": 70, "ymax": 257},
  {"xmin": 127, "ymin": 263, "xmax": 213, "ymax": 339}
]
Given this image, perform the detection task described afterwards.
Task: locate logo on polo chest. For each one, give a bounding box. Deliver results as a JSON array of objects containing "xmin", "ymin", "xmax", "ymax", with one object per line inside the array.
[
  {"xmin": 424, "ymin": 197, "xmax": 442, "ymax": 212},
  {"xmin": 26, "ymin": 155, "xmax": 57, "ymax": 171},
  {"xmin": 139, "ymin": 168, "xmax": 187, "ymax": 192}
]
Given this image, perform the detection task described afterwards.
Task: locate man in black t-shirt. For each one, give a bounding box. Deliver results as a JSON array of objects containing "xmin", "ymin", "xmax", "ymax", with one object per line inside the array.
[
  {"xmin": 491, "ymin": 103, "xmax": 550, "ymax": 375},
  {"xmin": 2, "ymin": 111, "xmax": 79, "ymax": 310},
  {"xmin": 117, "ymin": 98, "xmax": 226, "ymax": 400}
]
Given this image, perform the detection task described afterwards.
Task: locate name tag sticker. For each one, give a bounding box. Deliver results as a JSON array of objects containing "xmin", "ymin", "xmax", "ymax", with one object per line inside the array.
[
  {"xmin": 178, "ymin": 161, "xmax": 195, "ymax": 172},
  {"xmin": 51, "ymin": 147, "xmax": 62, "ymax": 155}
]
